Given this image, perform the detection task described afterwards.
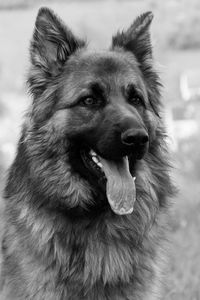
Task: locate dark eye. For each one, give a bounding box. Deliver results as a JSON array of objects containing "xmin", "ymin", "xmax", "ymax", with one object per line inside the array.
[
  {"xmin": 126, "ymin": 84, "xmax": 145, "ymax": 107},
  {"xmin": 129, "ymin": 95, "xmax": 144, "ymax": 106},
  {"xmin": 80, "ymin": 96, "xmax": 101, "ymax": 107}
]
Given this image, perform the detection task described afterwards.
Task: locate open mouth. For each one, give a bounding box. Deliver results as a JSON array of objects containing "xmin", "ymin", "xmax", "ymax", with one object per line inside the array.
[
  {"xmin": 81, "ymin": 149, "xmax": 136, "ymax": 215},
  {"xmin": 81, "ymin": 149, "xmax": 105, "ymax": 178}
]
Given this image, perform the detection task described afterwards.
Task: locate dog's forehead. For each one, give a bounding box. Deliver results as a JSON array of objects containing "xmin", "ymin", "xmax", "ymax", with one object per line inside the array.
[
  {"xmin": 77, "ymin": 51, "xmax": 135, "ymax": 73},
  {"xmin": 66, "ymin": 50, "xmax": 142, "ymax": 84}
]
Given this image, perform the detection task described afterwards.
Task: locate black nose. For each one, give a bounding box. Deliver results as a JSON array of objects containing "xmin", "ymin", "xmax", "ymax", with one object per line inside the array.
[{"xmin": 121, "ymin": 129, "xmax": 149, "ymax": 146}]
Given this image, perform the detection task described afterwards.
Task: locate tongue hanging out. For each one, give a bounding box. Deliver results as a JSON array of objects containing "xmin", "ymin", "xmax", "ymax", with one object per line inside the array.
[{"xmin": 99, "ymin": 156, "xmax": 136, "ymax": 215}]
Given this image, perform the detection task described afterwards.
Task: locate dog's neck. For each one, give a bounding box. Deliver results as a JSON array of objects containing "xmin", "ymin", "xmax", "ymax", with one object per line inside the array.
[{"xmin": 16, "ymin": 195, "xmax": 156, "ymax": 288}]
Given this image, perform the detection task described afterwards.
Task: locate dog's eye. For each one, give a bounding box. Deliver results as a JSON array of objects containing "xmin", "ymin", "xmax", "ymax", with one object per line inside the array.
[
  {"xmin": 80, "ymin": 97, "xmax": 100, "ymax": 107},
  {"xmin": 129, "ymin": 95, "xmax": 144, "ymax": 107},
  {"xmin": 126, "ymin": 84, "xmax": 145, "ymax": 107}
]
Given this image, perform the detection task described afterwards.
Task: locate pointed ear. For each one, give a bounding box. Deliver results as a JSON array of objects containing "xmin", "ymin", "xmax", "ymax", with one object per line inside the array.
[
  {"xmin": 112, "ymin": 12, "xmax": 161, "ymax": 117},
  {"xmin": 112, "ymin": 12, "xmax": 153, "ymax": 64},
  {"xmin": 30, "ymin": 7, "xmax": 85, "ymax": 75}
]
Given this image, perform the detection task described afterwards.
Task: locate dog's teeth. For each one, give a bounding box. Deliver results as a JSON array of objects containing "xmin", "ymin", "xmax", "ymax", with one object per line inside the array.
[
  {"xmin": 90, "ymin": 150, "xmax": 97, "ymax": 157},
  {"xmin": 92, "ymin": 156, "xmax": 99, "ymax": 164},
  {"xmin": 97, "ymin": 162, "xmax": 102, "ymax": 168}
]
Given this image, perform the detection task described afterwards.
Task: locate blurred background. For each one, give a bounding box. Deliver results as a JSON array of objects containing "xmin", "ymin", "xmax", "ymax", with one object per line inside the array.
[{"xmin": 0, "ymin": 0, "xmax": 200, "ymax": 299}]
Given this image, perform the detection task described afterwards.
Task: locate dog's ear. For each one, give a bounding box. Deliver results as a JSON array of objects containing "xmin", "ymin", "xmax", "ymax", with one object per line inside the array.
[
  {"xmin": 112, "ymin": 12, "xmax": 161, "ymax": 117},
  {"xmin": 30, "ymin": 7, "xmax": 85, "ymax": 75},
  {"xmin": 112, "ymin": 12, "xmax": 153, "ymax": 64}
]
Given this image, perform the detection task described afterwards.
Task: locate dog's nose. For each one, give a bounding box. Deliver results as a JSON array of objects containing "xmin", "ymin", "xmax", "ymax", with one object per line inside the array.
[{"xmin": 121, "ymin": 129, "xmax": 149, "ymax": 146}]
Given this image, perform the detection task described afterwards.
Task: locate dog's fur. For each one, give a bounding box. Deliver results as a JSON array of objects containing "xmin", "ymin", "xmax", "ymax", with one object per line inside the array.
[{"xmin": 1, "ymin": 8, "xmax": 174, "ymax": 300}]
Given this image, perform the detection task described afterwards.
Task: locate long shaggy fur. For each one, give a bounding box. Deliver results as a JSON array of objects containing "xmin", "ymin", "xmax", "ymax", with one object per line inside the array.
[{"xmin": 1, "ymin": 7, "xmax": 175, "ymax": 300}]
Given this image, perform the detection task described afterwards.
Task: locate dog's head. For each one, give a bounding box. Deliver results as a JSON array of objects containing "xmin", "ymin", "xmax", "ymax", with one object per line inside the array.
[{"xmin": 26, "ymin": 8, "xmax": 161, "ymax": 215}]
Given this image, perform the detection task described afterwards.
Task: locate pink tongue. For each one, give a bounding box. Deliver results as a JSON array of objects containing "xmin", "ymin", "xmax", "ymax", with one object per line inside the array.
[{"xmin": 99, "ymin": 156, "xmax": 136, "ymax": 215}]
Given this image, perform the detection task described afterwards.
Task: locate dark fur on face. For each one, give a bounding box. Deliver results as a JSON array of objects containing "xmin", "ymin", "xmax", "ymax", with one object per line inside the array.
[{"xmin": 1, "ymin": 8, "xmax": 175, "ymax": 300}]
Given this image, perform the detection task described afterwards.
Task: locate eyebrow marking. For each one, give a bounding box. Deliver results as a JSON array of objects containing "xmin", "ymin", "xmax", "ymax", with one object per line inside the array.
[
  {"xmin": 89, "ymin": 82, "xmax": 106, "ymax": 98},
  {"xmin": 123, "ymin": 83, "xmax": 144, "ymax": 99}
]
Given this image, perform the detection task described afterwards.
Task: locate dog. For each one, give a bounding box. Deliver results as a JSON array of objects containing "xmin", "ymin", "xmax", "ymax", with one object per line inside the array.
[{"xmin": 1, "ymin": 7, "xmax": 174, "ymax": 300}]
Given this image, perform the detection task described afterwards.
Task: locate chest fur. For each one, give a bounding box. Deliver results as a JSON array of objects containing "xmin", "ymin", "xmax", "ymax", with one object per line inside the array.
[{"xmin": 83, "ymin": 236, "xmax": 135, "ymax": 285}]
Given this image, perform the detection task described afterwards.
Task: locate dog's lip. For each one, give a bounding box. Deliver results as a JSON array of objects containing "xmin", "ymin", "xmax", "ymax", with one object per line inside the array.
[
  {"xmin": 80, "ymin": 147, "xmax": 136, "ymax": 178},
  {"xmin": 84, "ymin": 147, "xmax": 133, "ymax": 162}
]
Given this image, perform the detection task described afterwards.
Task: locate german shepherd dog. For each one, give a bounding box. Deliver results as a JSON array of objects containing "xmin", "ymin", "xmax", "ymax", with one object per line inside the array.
[{"xmin": 1, "ymin": 7, "xmax": 174, "ymax": 300}]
